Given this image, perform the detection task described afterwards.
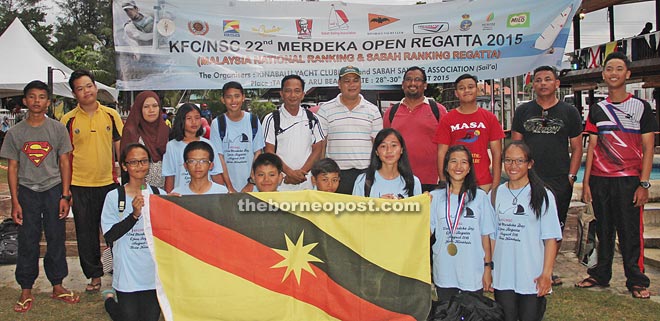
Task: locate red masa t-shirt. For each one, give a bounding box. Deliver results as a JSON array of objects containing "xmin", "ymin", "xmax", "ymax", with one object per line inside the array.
[{"xmin": 433, "ymin": 107, "xmax": 505, "ymax": 185}]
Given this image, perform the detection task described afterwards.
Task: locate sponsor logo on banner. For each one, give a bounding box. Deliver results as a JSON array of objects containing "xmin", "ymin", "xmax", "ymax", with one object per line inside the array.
[
  {"xmin": 328, "ymin": 5, "xmax": 349, "ymax": 30},
  {"xmin": 507, "ymin": 12, "xmax": 530, "ymax": 28},
  {"xmin": 223, "ymin": 20, "xmax": 240, "ymax": 37},
  {"xmin": 157, "ymin": 18, "xmax": 176, "ymax": 37},
  {"xmin": 188, "ymin": 20, "xmax": 209, "ymax": 36},
  {"xmin": 482, "ymin": 12, "xmax": 495, "ymax": 30},
  {"xmin": 323, "ymin": 5, "xmax": 356, "ymax": 35},
  {"xmin": 412, "ymin": 22, "xmax": 449, "ymax": 34},
  {"xmin": 459, "ymin": 14, "xmax": 472, "ymax": 31},
  {"xmin": 296, "ymin": 18, "xmax": 313, "ymax": 39},
  {"xmin": 368, "ymin": 14, "xmax": 399, "ymax": 31},
  {"xmin": 251, "ymin": 25, "xmax": 282, "ymax": 37}
]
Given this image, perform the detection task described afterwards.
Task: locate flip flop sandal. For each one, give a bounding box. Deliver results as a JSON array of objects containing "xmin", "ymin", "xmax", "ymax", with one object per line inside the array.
[
  {"xmin": 551, "ymin": 275, "xmax": 563, "ymax": 286},
  {"xmin": 574, "ymin": 277, "xmax": 609, "ymax": 288},
  {"xmin": 85, "ymin": 282, "xmax": 102, "ymax": 293},
  {"xmin": 13, "ymin": 297, "xmax": 33, "ymax": 313},
  {"xmin": 52, "ymin": 291, "xmax": 80, "ymax": 304},
  {"xmin": 631, "ymin": 286, "xmax": 651, "ymax": 299}
]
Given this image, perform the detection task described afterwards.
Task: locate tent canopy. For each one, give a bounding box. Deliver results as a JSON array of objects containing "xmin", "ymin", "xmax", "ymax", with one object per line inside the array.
[{"xmin": 0, "ymin": 18, "xmax": 118, "ymax": 102}]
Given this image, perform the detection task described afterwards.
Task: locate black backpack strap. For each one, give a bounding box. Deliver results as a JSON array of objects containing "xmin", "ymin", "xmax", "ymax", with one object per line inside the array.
[
  {"xmin": 304, "ymin": 108, "xmax": 318, "ymax": 131},
  {"xmin": 272, "ymin": 110, "xmax": 282, "ymax": 153},
  {"xmin": 217, "ymin": 114, "xmax": 227, "ymax": 141},
  {"xmin": 428, "ymin": 100, "xmax": 440, "ymax": 121},
  {"xmin": 150, "ymin": 185, "xmax": 160, "ymax": 195},
  {"xmin": 364, "ymin": 177, "xmax": 372, "ymax": 197},
  {"xmin": 249, "ymin": 113, "xmax": 259, "ymax": 140},
  {"xmin": 388, "ymin": 103, "xmax": 400, "ymax": 124},
  {"xmin": 117, "ymin": 185, "xmax": 126, "ymax": 214}
]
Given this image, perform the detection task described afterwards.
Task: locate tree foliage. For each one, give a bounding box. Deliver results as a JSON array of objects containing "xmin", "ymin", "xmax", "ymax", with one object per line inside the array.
[
  {"xmin": 0, "ymin": 0, "xmax": 52, "ymax": 49},
  {"xmin": 53, "ymin": 0, "xmax": 115, "ymax": 86},
  {"xmin": 249, "ymin": 101, "xmax": 277, "ymax": 121}
]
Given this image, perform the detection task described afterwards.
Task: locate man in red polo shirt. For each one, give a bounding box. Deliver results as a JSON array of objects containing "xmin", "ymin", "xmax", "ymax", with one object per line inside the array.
[{"xmin": 384, "ymin": 66, "xmax": 447, "ymax": 192}]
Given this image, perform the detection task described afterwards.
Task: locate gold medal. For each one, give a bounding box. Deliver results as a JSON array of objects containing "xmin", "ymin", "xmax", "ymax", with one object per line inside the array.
[{"xmin": 447, "ymin": 242, "xmax": 458, "ymax": 256}]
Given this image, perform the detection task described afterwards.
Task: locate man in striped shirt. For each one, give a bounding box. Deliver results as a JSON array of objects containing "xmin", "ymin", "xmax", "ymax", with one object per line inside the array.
[{"xmin": 317, "ymin": 66, "xmax": 383, "ymax": 194}]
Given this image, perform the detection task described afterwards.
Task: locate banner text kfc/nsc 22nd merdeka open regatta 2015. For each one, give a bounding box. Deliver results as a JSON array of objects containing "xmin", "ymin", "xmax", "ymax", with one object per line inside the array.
[{"xmin": 113, "ymin": 0, "xmax": 580, "ymax": 90}]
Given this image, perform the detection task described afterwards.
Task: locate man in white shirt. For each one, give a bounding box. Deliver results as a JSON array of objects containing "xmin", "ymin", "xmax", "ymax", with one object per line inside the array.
[
  {"xmin": 261, "ymin": 75, "xmax": 324, "ymax": 191},
  {"xmin": 317, "ymin": 66, "xmax": 383, "ymax": 194}
]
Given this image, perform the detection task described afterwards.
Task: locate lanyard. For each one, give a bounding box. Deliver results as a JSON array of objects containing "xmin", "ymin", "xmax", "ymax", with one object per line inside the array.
[{"xmin": 445, "ymin": 189, "xmax": 466, "ymax": 239}]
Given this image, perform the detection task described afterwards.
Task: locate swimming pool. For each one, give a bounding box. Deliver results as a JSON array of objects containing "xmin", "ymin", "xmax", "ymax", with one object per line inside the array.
[{"xmin": 574, "ymin": 165, "xmax": 660, "ymax": 183}]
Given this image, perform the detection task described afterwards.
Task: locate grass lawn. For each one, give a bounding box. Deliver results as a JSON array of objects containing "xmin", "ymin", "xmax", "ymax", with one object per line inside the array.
[
  {"xmin": 545, "ymin": 287, "xmax": 660, "ymax": 320},
  {"xmin": 0, "ymin": 285, "xmax": 658, "ymax": 320}
]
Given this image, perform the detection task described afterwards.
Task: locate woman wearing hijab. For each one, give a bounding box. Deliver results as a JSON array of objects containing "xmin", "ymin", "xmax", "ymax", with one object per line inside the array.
[{"xmin": 120, "ymin": 91, "xmax": 169, "ymax": 188}]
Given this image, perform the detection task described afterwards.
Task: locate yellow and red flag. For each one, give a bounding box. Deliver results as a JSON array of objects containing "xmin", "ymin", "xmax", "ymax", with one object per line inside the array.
[{"xmin": 143, "ymin": 191, "xmax": 431, "ymax": 321}]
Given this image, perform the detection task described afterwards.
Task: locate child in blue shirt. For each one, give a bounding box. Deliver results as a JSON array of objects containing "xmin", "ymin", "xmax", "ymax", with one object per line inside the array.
[
  {"xmin": 172, "ymin": 141, "xmax": 228, "ymax": 195},
  {"xmin": 352, "ymin": 128, "xmax": 421, "ymax": 198}
]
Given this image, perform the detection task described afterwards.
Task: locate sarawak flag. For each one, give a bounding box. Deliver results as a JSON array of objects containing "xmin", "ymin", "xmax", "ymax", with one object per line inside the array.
[{"xmin": 143, "ymin": 190, "xmax": 431, "ymax": 321}]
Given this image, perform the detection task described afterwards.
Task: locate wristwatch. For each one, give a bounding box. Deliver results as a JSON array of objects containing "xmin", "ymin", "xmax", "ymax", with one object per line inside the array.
[
  {"xmin": 569, "ymin": 174, "xmax": 578, "ymax": 182},
  {"xmin": 640, "ymin": 181, "xmax": 651, "ymax": 189},
  {"xmin": 61, "ymin": 195, "xmax": 72, "ymax": 201},
  {"xmin": 484, "ymin": 261, "xmax": 494, "ymax": 270}
]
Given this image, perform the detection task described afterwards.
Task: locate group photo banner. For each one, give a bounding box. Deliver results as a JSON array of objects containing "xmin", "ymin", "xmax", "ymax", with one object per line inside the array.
[{"xmin": 113, "ymin": 0, "xmax": 581, "ymax": 90}]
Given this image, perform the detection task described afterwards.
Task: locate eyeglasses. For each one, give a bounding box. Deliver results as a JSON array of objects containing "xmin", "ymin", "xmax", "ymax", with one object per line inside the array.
[
  {"xmin": 404, "ymin": 77, "xmax": 425, "ymax": 83},
  {"xmin": 185, "ymin": 159, "xmax": 212, "ymax": 166},
  {"xmin": 503, "ymin": 159, "xmax": 529, "ymax": 165},
  {"xmin": 124, "ymin": 159, "xmax": 150, "ymax": 167}
]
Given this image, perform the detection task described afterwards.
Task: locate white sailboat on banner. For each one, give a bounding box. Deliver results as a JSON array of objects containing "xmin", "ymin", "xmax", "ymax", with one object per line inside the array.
[
  {"xmin": 534, "ymin": 4, "xmax": 573, "ymax": 53},
  {"xmin": 328, "ymin": 4, "xmax": 349, "ymax": 31}
]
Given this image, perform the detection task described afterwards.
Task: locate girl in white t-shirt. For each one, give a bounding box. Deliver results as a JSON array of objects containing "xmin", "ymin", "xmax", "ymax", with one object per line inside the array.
[
  {"xmin": 430, "ymin": 145, "xmax": 495, "ymax": 302},
  {"xmin": 491, "ymin": 141, "xmax": 562, "ymax": 321},
  {"xmin": 162, "ymin": 103, "xmax": 223, "ymax": 192},
  {"xmin": 101, "ymin": 143, "xmax": 164, "ymax": 321},
  {"xmin": 352, "ymin": 128, "xmax": 421, "ymax": 198}
]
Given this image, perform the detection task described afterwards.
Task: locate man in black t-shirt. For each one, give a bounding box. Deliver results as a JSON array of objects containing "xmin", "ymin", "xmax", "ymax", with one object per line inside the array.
[{"xmin": 512, "ymin": 65, "xmax": 583, "ymax": 286}]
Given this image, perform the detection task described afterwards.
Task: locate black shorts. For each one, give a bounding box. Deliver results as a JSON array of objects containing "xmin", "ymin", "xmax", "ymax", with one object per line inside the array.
[{"xmin": 540, "ymin": 175, "xmax": 572, "ymax": 229}]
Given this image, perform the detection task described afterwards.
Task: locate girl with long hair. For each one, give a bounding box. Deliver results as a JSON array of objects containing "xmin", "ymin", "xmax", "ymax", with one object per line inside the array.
[
  {"xmin": 352, "ymin": 128, "xmax": 421, "ymax": 198},
  {"xmin": 162, "ymin": 103, "xmax": 223, "ymax": 192},
  {"xmin": 120, "ymin": 91, "xmax": 169, "ymax": 188},
  {"xmin": 491, "ymin": 141, "xmax": 562, "ymax": 321},
  {"xmin": 430, "ymin": 145, "xmax": 495, "ymax": 302},
  {"xmin": 101, "ymin": 143, "xmax": 163, "ymax": 321}
]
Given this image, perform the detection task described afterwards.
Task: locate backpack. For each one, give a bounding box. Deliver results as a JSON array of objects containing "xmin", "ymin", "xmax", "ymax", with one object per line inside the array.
[
  {"xmin": 272, "ymin": 108, "xmax": 318, "ymax": 153},
  {"xmin": 388, "ymin": 99, "xmax": 441, "ymax": 124},
  {"xmin": 217, "ymin": 113, "xmax": 259, "ymax": 142},
  {"xmin": 430, "ymin": 292, "xmax": 505, "ymax": 321},
  {"xmin": 0, "ymin": 218, "xmax": 19, "ymax": 264}
]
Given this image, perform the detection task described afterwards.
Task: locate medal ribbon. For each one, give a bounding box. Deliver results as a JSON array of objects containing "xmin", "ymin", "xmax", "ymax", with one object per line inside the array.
[{"xmin": 445, "ymin": 189, "xmax": 466, "ymax": 241}]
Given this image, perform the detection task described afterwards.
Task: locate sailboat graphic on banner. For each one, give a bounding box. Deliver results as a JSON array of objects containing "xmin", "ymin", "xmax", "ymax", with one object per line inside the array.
[
  {"xmin": 534, "ymin": 4, "xmax": 573, "ymax": 53},
  {"xmin": 328, "ymin": 4, "xmax": 349, "ymax": 30}
]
